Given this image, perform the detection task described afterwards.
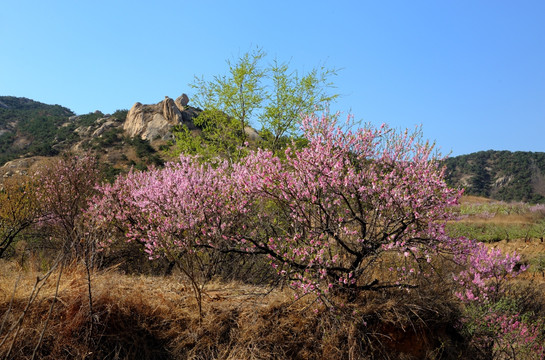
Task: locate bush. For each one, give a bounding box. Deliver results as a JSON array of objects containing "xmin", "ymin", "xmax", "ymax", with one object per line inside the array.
[{"xmin": 91, "ymin": 113, "xmax": 523, "ymax": 302}]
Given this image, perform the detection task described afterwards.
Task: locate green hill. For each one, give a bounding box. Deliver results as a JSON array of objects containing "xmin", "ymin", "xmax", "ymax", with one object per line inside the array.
[
  {"xmin": 445, "ymin": 150, "xmax": 545, "ymax": 203},
  {"xmin": 0, "ymin": 96, "xmax": 76, "ymax": 164},
  {"xmin": 0, "ymin": 96, "xmax": 133, "ymax": 170}
]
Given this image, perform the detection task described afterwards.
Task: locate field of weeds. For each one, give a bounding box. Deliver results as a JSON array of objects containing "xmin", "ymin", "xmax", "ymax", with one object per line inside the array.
[
  {"xmin": 0, "ymin": 261, "xmax": 475, "ymax": 360},
  {"xmin": 447, "ymin": 196, "xmax": 545, "ymax": 278}
]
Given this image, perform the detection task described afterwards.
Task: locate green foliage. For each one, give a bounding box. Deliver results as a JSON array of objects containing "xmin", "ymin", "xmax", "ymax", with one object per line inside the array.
[
  {"xmin": 172, "ymin": 109, "xmax": 250, "ymax": 163},
  {"xmin": 111, "ymin": 109, "xmax": 128, "ymax": 122},
  {"xmin": 0, "ymin": 132, "xmax": 16, "ymax": 164},
  {"xmin": 129, "ymin": 137, "xmax": 164, "ymax": 167},
  {"xmin": 176, "ymin": 47, "xmax": 339, "ymax": 160},
  {"xmin": 190, "ymin": 48, "xmax": 266, "ymax": 148},
  {"xmin": 76, "ymin": 111, "xmax": 104, "ymax": 127},
  {"xmin": 260, "ymin": 58, "xmax": 338, "ymax": 151},
  {"xmin": 530, "ymin": 254, "xmax": 545, "ymax": 276},
  {"xmin": 454, "ymin": 202, "xmax": 545, "ymax": 217},
  {"xmin": 100, "ymin": 163, "xmax": 123, "ymax": 183},
  {"xmin": 446, "ymin": 222, "xmax": 542, "ymax": 242},
  {"xmin": 460, "ymin": 290, "xmax": 545, "ymax": 358},
  {"xmin": 90, "ymin": 127, "xmax": 124, "ymax": 151}
]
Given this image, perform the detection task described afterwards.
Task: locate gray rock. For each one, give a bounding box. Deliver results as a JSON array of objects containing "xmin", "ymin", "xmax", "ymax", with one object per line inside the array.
[{"xmin": 92, "ymin": 120, "xmax": 117, "ymax": 137}]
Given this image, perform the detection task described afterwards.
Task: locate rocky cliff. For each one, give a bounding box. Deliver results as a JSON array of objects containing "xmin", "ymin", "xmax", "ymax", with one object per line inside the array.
[{"xmin": 123, "ymin": 94, "xmax": 200, "ymax": 140}]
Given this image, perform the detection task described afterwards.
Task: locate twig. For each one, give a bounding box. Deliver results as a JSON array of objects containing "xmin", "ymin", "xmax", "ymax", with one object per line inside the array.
[
  {"xmin": 84, "ymin": 238, "xmax": 95, "ymax": 345},
  {"xmin": 2, "ymin": 262, "xmax": 58, "ymax": 359},
  {"xmin": 31, "ymin": 261, "xmax": 64, "ymax": 359},
  {"xmin": 0, "ymin": 272, "xmax": 21, "ymax": 337}
]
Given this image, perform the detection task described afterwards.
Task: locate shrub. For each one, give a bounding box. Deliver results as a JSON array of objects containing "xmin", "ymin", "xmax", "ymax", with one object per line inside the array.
[{"xmin": 91, "ymin": 113, "xmax": 520, "ymax": 298}]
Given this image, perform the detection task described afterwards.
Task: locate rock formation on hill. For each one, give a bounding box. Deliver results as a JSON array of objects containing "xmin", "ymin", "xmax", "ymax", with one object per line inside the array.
[{"xmin": 123, "ymin": 94, "xmax": 200, "ymax": 140}]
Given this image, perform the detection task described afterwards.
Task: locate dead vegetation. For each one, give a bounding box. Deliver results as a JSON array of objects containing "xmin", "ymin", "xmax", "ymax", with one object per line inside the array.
[{"xmin": 0, "ymin": 260, "xmax": 473, "ymax": 360}]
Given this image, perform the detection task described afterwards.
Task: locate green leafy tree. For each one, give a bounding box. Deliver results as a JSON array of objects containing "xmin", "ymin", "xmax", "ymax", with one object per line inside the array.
[
  {"xmin": 177, "ymin": 47, "xmax": 339, "ymax": 160},
  {"xmin": 190, "ymin": 48, "xmax": 266, "ymax": 148},
  {"xmin": 173, "ymin": 109, "xmax": 249, "ymax": 163},
  {"xmin": 260, "ymin": 58, "xmax": 338, "ymax": 151}
]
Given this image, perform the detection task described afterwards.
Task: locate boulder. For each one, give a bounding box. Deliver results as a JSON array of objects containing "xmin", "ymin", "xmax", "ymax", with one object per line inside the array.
[
  {"xmin": 92, "ymin": 120, "xmax": 118, "ymax": 137},
  {"xmin": 244, "ymin": 126, "xmax": 262, "ymax": 142},
  {"xmin": 123, "ymin": 95, "xmax": 199, "ymax": 140},
  {"xmin": 175, "ymin": 93, "xmax": 189, "ymax": 108},
  {"xmin": 0, "ymin": 157, "xmax": 46, "ymax": 179}
]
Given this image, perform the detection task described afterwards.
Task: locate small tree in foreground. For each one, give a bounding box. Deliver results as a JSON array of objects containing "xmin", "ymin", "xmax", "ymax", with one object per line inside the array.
[
  {"xmin": 34, "ymin": 155, "xmax": 101, "ymax": 256},
  {"xmin": 0, "ymin": 176, "xmax": 39, "ymax": 259},
  {"xmin": 92, "ymin": 113, "xmax": 524, "ymax": 305}
]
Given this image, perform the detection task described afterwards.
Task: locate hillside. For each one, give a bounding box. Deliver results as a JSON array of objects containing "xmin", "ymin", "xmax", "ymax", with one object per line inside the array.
[
  {"xmin": 0, "ymin": 96, "xmax": 133, "ymax": 166},
  {"xmin": 445, "ymin": 150, "xmax": 545, "ymax": 203},
  {"xmin": 0, "ymin": 96, "xmax": 180, "ymax": 179},
  {"xmin": 3, "ymin": 96, "xmax": 545, "ymax": 204},
  {"xmin": 0, "ymin": 96, "xmax": 76, "ymax": 164}
]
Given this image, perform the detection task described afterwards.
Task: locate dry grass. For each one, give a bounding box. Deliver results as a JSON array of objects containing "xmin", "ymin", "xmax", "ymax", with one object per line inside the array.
[
  {"xmin": 458, "ymin": 195, "xmax": 493, "ymax": 205},
  {"xmin": 0, "ymin": 260, "xmax": 470, "ymax": 360}
]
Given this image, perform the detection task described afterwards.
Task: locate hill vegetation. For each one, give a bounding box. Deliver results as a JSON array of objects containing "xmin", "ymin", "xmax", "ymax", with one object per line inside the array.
[
  {"xmin": 445, "ymin": 150, "xmax": 545, "ymax": 203},
  {"xmin": 0, "ymin": 96, "xmax": 168, "ymax": 180},
  {"xmin": 0, "ymin": 96, "xmax": 75, "ymax": 163},
  {"xmin": 0, "ymin": 96, "xmax": 129, "ymax": 166}
]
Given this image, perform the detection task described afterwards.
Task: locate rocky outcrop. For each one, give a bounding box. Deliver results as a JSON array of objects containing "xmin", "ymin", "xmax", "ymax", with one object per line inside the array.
[
  {"xmin": 92, "ymin": 118, "xmax": 123, "ymax": 137},
  {"xmin": 0, "ymin": 157, "xmax": 47, "ymax": 178},
  {"xmin": 244, "ymin": 126, "xmax": 261, "ymax": 142},
  {"xmin": 123, "ymin": 94, "xmax": 199, "ymax": 140}
]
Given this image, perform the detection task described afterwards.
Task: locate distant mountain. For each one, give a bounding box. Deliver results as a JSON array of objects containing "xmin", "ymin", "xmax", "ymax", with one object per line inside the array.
[{"xmin": 444, "ymin": 150, "xmax": 545, "ymax": 203}]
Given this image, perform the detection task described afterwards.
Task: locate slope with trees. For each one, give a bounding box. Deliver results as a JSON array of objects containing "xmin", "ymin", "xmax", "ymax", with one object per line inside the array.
[
  {"xmin": 2, "ymin": 52, "xmax": 545, "ymax": 358},
  {"xmin": 445, "ymin": 150, "xmax": 545, "ymax": 203}
]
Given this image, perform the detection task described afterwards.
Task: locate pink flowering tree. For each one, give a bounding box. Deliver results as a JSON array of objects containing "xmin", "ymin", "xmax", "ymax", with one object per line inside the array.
[
  {"xmin": 34, "ymin": 155, "xmax": 102, "ymax": 259},
  {"xmin": 449, "ymin": 237, "xmax": 525, "ymax": 303},
  {"xmin": 463, "ymin": 301, "xmax": 545, "ymax": 359},
  {"xmin": 90, "ymin": 156, "xmax": 251, "ymax": 317},
  {"xmin": 447, "ymin": 235, "xmax": 544, "ymax": 356},
  {"xmin": 228, "ymin": 114, "xmax": 462, "ymax": 297},
  {"xmin": 91, "ymin": 113, "xmax": 527, "ymax": 305}
]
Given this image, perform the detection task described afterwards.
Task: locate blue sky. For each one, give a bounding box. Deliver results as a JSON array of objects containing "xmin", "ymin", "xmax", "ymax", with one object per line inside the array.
[{"xmin": 1, "ymin": 1, "xmax": 543, "ymax": 156}]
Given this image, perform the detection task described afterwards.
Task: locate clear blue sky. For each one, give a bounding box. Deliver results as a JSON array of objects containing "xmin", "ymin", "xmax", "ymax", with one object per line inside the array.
[{"xmin": 1, "ymin": 1, "xmax": 544, "ymax": 156}]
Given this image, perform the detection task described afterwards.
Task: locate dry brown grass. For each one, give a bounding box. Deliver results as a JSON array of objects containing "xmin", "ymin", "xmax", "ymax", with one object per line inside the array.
[
  {"xmin": 0, "ymin": 260, "xmax": 471, "ymax": 360},
  {"xmin": 456, "ymin": 214, "xmax": 536, "ymax": 225},
  {"xmin": 458, "ymin": 195, "xmax": 493, "ymax": 205}
]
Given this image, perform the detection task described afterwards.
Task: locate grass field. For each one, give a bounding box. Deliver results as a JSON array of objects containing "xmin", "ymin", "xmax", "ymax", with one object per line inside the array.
[
  {"xmin": 0, "ymin": 261, "xmax": 473, "ymax": 359},
  {"xmin": 447, "ymin": 196, "xmax": 545, "ymax": 277}
]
